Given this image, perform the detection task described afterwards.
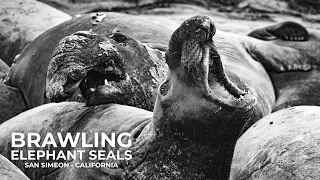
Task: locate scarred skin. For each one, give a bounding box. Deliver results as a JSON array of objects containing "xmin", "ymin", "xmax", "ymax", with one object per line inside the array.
[
  {"xmin": 0, "ymin": 12, "xmax": 172, "ymax": 122},
  {"xmin": 46, "ymin": 30, "xmax": 167, "ymax": 110},
  {"xmin": 4, "ymin": 12, "xmax": 172, "ymax": 110},
  {"xmin": 2, "ymin": 12, "xmax": 316, "ymax": 124},
  {"xmin": 0, "ymin": 15, "xmax": 259, "ymax": 180},
  {"xmin": 46, "ymin": 15, "xmax": 276, "ymax": 123},
  {"xmin": 2, "ymin": 15, "xmax": 320, "ymax": 180}
]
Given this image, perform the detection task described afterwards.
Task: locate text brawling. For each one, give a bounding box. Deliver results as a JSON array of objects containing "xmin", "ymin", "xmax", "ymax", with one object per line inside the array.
[{"xmin": 11, "ymin": 132, "xmax": 132, "ymax": 161}]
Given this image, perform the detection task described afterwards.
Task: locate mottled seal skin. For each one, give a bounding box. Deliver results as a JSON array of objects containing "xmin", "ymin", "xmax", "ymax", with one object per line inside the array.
[
  {"xmin": 0, "ymin": 154, "xmax": 30, "ymax": 180},
  {"xmin": 46, "ymin": 16, "xmax": 276, "ymax": 121},
  {"xmin": 0, "ymin": 16, "xmax": 258, "ymax": 180},
  {"xmin": 0, "ymin": 0, "xmax": 71, "ymax": 65},
  {"xmin": 248, "ymin": 22, "xmax": 320, "ymax": 111},
  {"xmin": 36, "ymin": 12, "xmax": 274, "ymax": 125},
  {"xmin": 4, "ymin": 12, "xmax": 172, "ymax": 111},
  {"xmin": 230, "ymin": 106, "xmax": 320, "ymax": 180},
  {"xmin": 4, "ymin": 13, "xmax": 313, "ymax": 123},
  {"xmin": 46, "ymin": 30, "xmax": 167, "ymax": 111}
]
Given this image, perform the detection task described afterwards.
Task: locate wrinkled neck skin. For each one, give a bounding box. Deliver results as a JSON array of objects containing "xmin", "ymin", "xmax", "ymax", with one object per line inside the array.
[
  {"xmin": 61, "ymin": 16, "xmax": 257, "ymax": 180},
  {"xmin": 129, "ymin": 76, "xmax": 254, "ymax": 180},
  {"xmin": 126, "ymin": 16, "xmax": 256, "ymax": 180}
]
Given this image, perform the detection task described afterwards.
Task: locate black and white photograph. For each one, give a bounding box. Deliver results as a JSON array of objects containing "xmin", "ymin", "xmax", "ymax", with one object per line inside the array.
[{"xmin": 1, "ymin": 0, "xmax": 320, "ymax": 179}]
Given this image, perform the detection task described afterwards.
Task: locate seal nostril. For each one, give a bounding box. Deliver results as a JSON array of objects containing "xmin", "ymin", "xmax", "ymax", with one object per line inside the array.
[{"xmin": 195, "ymin": 28, "xmax": 207, "ymax": 43}]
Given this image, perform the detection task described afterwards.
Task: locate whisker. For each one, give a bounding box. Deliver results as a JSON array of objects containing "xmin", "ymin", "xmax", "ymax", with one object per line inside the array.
[
  {"xmin": 217, "ymin": 45, "xmax": 238, "ymax": 51},
  {"xmin": 219, "ymin": 52, "xmax": 245, "ymax": 65}
]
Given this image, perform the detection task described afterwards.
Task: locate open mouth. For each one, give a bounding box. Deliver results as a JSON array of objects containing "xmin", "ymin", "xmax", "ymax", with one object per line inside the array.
[
  {"xmin": 78, "ymin": 57, "xmax": 131, "ymax": 105},
  {"xmin": 184, "ymin": 39, "xmax": 256, "ymax": 109},
  {"xmin": 46, "ymin": 30, "xmax": 135, "ymax": 105}
]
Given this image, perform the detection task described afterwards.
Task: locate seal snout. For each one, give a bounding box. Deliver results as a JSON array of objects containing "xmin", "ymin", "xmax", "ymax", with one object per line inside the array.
[
  {"xmin": 165, "ymin": 15, "xmax": 216, "ymax": 69},
  {"xmin": 46, "ymin": 31, "xmax": 129, "ymax": 104},
  {"xmin": 164, "ymin": 15, "xmax": 256, "ymax": 109}
]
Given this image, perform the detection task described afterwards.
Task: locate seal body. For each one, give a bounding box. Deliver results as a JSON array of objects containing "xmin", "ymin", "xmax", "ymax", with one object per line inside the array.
[
  {"xmin": 0, "ymin": 15, "xmax": 268, "ymax": 180},
  {"xmin": 0, "ymin": 102, "xmax": 153, "ymax": 180},
  {"xmin": 0, "ymin": 0, "xmax": 71, "ymax": 65},
  {"xmin": 248, "ymin": 21, "xmax": 309, "ymax": 41},
  {"xmin": 231, "ymin": 106, "xmax": 320, "ymax": 180},
  {"xmin": 248, "ymin": 23, "xmax": 320, "ymax": 111},
  {"xmin": 5, "ymin": 12, "xmax": 171, "ymax": 110},
  {"xmin": 2, "ymin": 12, "xmax": 275, "ymax": 122},
  {"xmin": 269, "ymin": 29, "xmax": 320, "ymax": 111},
  {"xmin": 0, "ymin": 154, "xmax": 30, "ymax": 180},
  {"xmin": 45, "ymin": 30, "xmax": 167, "ymax": 111},
  {"xmin": 0, "ymin": 84, "xmax": 27, "ymax": 123}
]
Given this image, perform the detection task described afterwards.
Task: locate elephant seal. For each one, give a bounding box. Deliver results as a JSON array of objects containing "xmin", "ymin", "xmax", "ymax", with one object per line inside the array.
[
  {"xmin": 0, "ymin": 15, "xmax": 260, "ymax": 180},
  {"xmin": 230, "ymin": 106, "xmax": 320, "ymax": 180},
  {"xmin": 46, "ymin": 30, "xmax": 167, "ymax": 110},
  {"xmin": 248, "ymin": 21, "xmax": 309, "ymax": 41},
  {"xmin": 248, "ymin": 21, "xmax": 320, "ymax": 111},
  {"xmin": 4, "ymin": 12, "xmax": 171, "ymax": 110},
  {"xmin": 0, "ymin": 154, "xmax": 30, "ymax": 180},
  {"xmin": 45, "ymin": 15, "xmax": 279, "ymax": 122},
  {"xmin": 1, "ymin": 13, "xmax": 314, "ymax": 123},
  {"xmin": 0, "ymin": 0, "xmax": 71, "ymax": 65},
  {"xmin": 1, "ymin": 12, "xmax": 172, "ymax": 122}
]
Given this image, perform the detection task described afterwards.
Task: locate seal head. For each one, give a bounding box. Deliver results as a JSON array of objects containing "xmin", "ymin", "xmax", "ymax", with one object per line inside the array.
[
  {"xmin": 155, "ymin": 16, "xmax": 257, "ymax": 137},
  {"xmin": 144, "ymin": 16, "xmax": 257, "ymax": 179},
  {"xmin": 46, "ymin": 30, "xmax": 166, "ymax": 110}
]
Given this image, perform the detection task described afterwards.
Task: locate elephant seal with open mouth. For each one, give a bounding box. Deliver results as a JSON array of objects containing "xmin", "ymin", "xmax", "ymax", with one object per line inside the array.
[
  {"xmin": 4, "ymin": 12, "xmax": 171, "ymax": 111},
  {"xmin": 0, "ymin": 12, "xmax": 171, "ymax": 122},
  {"xmin": 0, "ymin": 15, "xmax": 269, "ymax": 180},
  {"xmin": 46, "ymin": 30, "xmax": 167, "ymax": 110},
  {"xmin": 1, "ymin": 12, "xmax": 317, "ymax": 123},
  {"xmin": 1, "ymin": 14, "xmax": 320, "ymax": 179}
]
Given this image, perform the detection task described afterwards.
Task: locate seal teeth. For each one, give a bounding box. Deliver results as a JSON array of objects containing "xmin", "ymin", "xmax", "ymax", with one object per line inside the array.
[{"xmin": 105, "ymin": 66, "xmax": 114, "ymax": 72}]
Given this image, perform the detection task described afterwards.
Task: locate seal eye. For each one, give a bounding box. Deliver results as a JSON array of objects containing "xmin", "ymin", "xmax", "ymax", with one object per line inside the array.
[{"xmin": 110, "ymin": 33, "xmax": 128, "ymax": 46}]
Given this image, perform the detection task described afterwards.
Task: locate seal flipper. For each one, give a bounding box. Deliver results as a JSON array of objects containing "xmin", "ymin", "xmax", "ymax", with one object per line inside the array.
[
  {"xmin": 248, "ymin": 21, "xmax": 309, "ymax": 41},
  {"xmin": 242, "ymin": 38, "xmax": 312, "ymax": 72}
]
